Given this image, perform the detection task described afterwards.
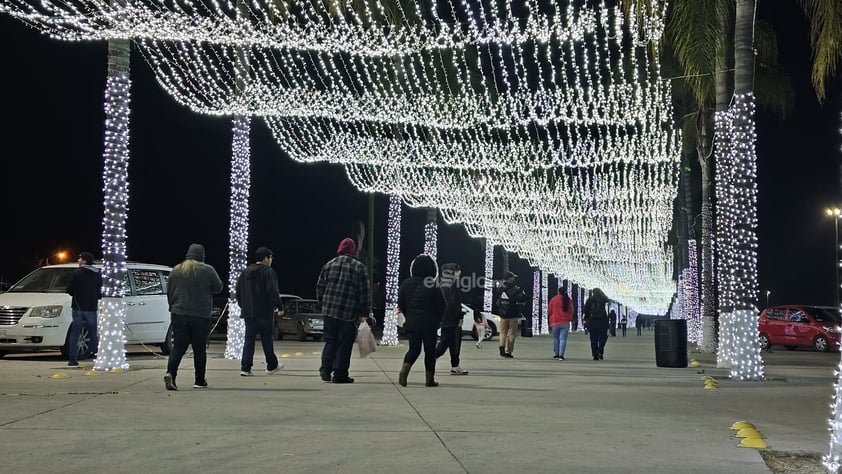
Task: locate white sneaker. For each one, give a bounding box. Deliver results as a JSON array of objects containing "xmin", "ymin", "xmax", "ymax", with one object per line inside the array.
[
  {"xmin": 240, "ymin": 371, "xmax": 253, "ymax": 377},
  {"xmin": 266, "ymin": 362, "xmax": 285, "ymax": 375},
  {"xmin": 450, "ymin": 367, "xmax": 469, "ymax": 375}
]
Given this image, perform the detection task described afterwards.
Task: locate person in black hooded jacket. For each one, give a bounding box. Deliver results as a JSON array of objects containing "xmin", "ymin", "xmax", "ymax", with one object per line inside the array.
[
  {"xmin": 236, "ymin": 247, "xmax": 284, "ymax": 377},
  {"xmin": 435, "ymin": 263, "xmax": 469, "ymax": 375},
  {"xmin": 397, "ymin": 254, "xmax": 446, "ymax": 387}
]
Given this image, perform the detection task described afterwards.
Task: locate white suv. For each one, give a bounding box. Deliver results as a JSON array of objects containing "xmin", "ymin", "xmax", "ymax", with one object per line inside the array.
[{"xmin": 0, "ymin": 262, "xmax": 173, "ymax": 359}]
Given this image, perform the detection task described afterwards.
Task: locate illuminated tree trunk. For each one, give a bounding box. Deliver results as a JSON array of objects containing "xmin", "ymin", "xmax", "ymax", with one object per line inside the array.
[
  {"xmin": 381, "ymin": 194, "xmax": 401, "ymax": 346},
  {"xmin": 424, "ymin": 208, "xmax": 437, "ymax": 260},
  {"xmin": 225, "ymin": 117, "xmax": 250, "ymax": 359},
  {"xmin": 93, "ymin": 38, "xmax": 131, "ymax": 372}
]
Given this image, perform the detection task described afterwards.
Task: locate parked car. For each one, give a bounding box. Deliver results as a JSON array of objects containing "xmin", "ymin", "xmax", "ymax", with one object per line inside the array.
[
  {"xmin": 397, "ymin": 304, "xmax": 500, "ymax": 340},
  {"xmin": 210, "ymin": 293, "xmax": 301, "ymax": 336},
  {"xmin": 758, "ymin": 305, "xmax": 842, "ymax": 352},
  {"xmin": 274, "ymin": 298, "xmax": 324, "ymax": 341},
  {"xmin": 0, "ymin": 262, "xmax": 173, "ymax": 359}
]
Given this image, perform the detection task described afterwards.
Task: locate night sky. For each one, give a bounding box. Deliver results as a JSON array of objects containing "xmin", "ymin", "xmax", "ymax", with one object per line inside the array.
[{"xmin": 0, "ymin": 2, "xmax": 840, "ymax": 310}]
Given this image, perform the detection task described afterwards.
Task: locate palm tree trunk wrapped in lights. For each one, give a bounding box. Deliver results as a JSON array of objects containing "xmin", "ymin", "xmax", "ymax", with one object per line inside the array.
[
  {"xmin": 381, "ymin": 194, "xmax": 402, "ymax": 346},
  {"xmin": 93, "ymin": 38, "xmax": 131, "ymax": 373},
  {"xmin": 224, "ymin": 117, "xmax": 250, "ymax": 360}
]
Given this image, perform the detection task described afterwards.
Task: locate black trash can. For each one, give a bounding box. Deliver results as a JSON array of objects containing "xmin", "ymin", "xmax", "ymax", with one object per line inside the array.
[{"xmin": 654, "ymin": 319, "xmax": 688, "ymax": 368}]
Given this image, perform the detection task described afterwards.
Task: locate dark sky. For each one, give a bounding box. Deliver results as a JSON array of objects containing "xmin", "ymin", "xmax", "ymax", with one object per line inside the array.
[{"xmin": 0, "ymin": 3, "xmax": 840, "ymax": 309}]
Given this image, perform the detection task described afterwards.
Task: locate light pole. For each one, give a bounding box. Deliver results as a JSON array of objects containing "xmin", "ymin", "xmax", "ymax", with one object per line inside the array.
[
  {"xmin": 825, "ymin": 207, "xmax": 841, "ymax": 308},
  {"xmin": 765, "ymin": 290, "xmax": 771, "ymax": 307}
]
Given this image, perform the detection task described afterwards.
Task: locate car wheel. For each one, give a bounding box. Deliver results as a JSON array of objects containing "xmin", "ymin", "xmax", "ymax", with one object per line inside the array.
[
  {"xmin": 815, "ymin": 335, "xmax": 830, "ymax": 352},
  {"xmin": 159, "ymin": 324, "xmax": 173, "ymax": 355},
  {"xmin": 485, "ymin": 321, "xmax": 497, "ymax": 341},
  {"xmin": 61, "ymin": 326, "xmax": 90, "ymax": 360},
  {"xmin": 297, "ymin": 322, "xmax": 307, "ymax": 342},
  {"xmin": 758, "ymin": 333, "xmax": 771, "ymax": 351},
  {"xmin": 784, "ymin": 345, "xmax": 798, "ymax": 351}
]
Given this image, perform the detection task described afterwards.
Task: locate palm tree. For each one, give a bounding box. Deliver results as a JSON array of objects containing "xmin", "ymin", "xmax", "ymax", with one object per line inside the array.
[
  {"xmin": 798, "ymin": 0, "xmax": 841, "ymax": 102},
  {"xmin": 92, "ymin": 38, "xmax": 132, "ymax": 372}
]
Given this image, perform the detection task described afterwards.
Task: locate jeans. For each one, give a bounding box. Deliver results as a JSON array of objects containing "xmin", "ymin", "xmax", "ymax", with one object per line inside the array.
[
  {"xmin": 242, "ymin": 317, "xmax": 279, "ymax": 372},
  {"xmin": 498, "ymin": 318, "xmax": 519, "ymax": 354},
  {"xmin": 589, "ymin": 327, "xmax": 609, "ymax": 357},
  {"xmin": 552, "ymin": 323, "xmax": 570, "ymax": 357},
  {"xmin": 404, "ymin": 328, "xmax": 438, "ymax": 370},
  {"xmin": 320, "ymin": 317, "xmax": 358, "ymax": 379},
  {"xmin": 435, "ymin": 325, "xmax": 462, "ymax": 368},
  {"xmin": 68, "ymin": 309, "xmax": 98, "ymax": 362},
  {"xmin": 167, "ymin": 314, "xmax": 211, "ymax": 384},
  {"xmin": 620, "ymin": 323, "xmax": 627, "ymax": 337}
]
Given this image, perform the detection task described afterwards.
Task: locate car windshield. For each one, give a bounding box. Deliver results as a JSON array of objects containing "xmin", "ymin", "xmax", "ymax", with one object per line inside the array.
[
  {"xmin": 8, "ymin": 267, "xmax": 76, "ymax": 293},
  {"xmin": 298, "ymin": 301, "xmax": 322, "ymax": 313},
  {"xmin": 812, "ymin": 308, "xmax": 842, "ymax": 323}
]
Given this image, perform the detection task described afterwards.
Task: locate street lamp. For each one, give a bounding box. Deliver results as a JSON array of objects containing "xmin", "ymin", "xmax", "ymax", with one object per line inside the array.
[
  {"xmin": 765, "ymin": 290, "xmax": 771, "ymax": 307},
  {"xmin": 825, "ymin": 207, "xmax": 841, "ymax": 308}
]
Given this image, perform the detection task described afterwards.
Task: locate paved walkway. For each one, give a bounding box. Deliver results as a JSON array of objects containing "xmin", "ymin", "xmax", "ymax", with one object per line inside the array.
[{"xmin": 0, "ymin": 331, "xmax": 835, "ymax": 473}]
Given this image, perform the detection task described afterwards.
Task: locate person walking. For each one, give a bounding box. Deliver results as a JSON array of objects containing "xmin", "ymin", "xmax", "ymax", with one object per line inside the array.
[
  {"xmin": 236, "ymin": 247, "xmax": 284, "ymax": 377},
  {"xmin": 435, "ymin": 263, "xmax": 468, "ymax": 375},
  {"xmin": 398, "ymin": 254, "xmax": 447, "ymax": 387},
  {"xmin": 316, "ymin": 238, "xmax": 371, "ymax": 384},
  {"xmin": 583, "ymin": 288, "xmax": 610, "ymax": 360},
  {"xmin": 619, "ymin": 313, "xmax": 628, "ymax": 337},
  {"xmin": 636, "ymin": 315, "xmax": 643, "ymax": 336},
  {"xmin": 548, "ymin": 286, "xmax": 574, "ymax": 360},
  {"xmin": 164, "ymin": 243, "xmax": 224, "ymax": 390},
  {"xmin": 609, "ymin": 309, "xmax": 617, "ymax": 337},
  {"xmin": 496, "ymin": 271, "xmax": 527, "ymax": 358},
  {"xmin": 65, "ymin": 251, "xmax": 102, "ymax": 366}
]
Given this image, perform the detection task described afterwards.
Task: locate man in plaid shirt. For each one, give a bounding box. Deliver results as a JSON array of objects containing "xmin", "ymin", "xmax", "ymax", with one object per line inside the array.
[{"xmin": 316, "ymin": 237, "xmax": 371, "ymax": 384}]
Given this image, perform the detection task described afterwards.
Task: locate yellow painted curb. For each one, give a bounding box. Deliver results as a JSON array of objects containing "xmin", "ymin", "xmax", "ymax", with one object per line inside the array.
[
  {"xmin": 281, "ymin": 354, "xmax": 291, "ymax": 358},
  {"xmin": 83, "ymin": 370, "xmax": 100, "ymax": 376},
  {"xmin": 110, "ymin": 368, "xmax": 125, "ymax": 373},
  {"xmin": 736, "ymin": 428, "xmax": 763, "ymax": 439},
  {"xmin": 738, "ymin": 437, "xmax": 768, "ymax": 448},
  {"xmin": 294, "ymin": 352, "xmax": 304, "ymax": 356},
  {"xmin": 731, "ymin": 421, "xmax": 755, "ymax": 430},
  {"xmin": 690, "ymin": 359, "xmax": 701, "ymax": 367},
  {"xmin": 312, "ymin": 352, "xmax": 321, "ymax": 355},
  {"xmin": 50, "ymin": 373, "xmax": 69, "ymax": 379},
  {"xmin": 704, "ymin": 384, "xmax": 719, "ymax": 390}
]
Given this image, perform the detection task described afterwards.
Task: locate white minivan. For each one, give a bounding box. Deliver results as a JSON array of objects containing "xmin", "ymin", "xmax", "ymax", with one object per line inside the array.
[{"xmin": 0, "ymin": 262, "xmax": 173, "ymax": 359}]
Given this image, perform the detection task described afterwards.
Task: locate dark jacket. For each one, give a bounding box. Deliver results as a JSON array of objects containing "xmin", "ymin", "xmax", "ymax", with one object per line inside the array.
[
  {"xmin": 439, "ymin": 263, "xmax": 462, "ymax": 328},
  {"xmin": 497, "ymin": 281, "xmax": 526, "ymax": 319},
  {"xmin": 167, "ymin": 260, "xmax": 224, "ymax": 318},
  {"xmin": 398, "ymin": 255, "xmax": 446, "ymax": 333},
  {"xmin": 236, "ymin": 263, "xmax": 283, "ymax": 320},
  {"xmin": 66, "ymin": 265, "xmax": 102, "ymax": 311},
  {"xmin": 583, "ymin": 289, "xmax": 609, "ymax": 330}
]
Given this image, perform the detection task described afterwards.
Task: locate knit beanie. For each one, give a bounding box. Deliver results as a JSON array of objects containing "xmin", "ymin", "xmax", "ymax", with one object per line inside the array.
[
  {"xmin": 337, "ymin": 238, "xmax": 357, "ymax": 256},
  {"xmin": 186, "ymin": 243, "xmax": 205, "ymax": 262}
]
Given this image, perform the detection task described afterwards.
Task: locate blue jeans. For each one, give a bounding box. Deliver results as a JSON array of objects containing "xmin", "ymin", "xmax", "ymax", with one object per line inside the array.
[
  {"xmin": 242, "ymin": 318, "xmax": 279, "ymax": 372},
  {"xmin": 552, "ymin": 323, "xmax": 570, "ymax": 357},
  {"xmin": 320, "ymin": 317, "xmax": 358, "ymax": 379},
  {"xmin": 68, "ymin": 309, "xmax": 98, "ymax": 362},
  {"xmin": 167, "ymin": 314, "xmax": 211, "ymax": 384}
]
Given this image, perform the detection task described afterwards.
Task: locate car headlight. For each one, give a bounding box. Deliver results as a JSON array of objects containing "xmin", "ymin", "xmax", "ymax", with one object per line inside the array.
[
  {"xmin": 29, "ymin": 305, "xmax": 63, "ymax": 318},
  {"xmin": 823, "ymin": 326, "xmax": 841, "ymax": 333}
]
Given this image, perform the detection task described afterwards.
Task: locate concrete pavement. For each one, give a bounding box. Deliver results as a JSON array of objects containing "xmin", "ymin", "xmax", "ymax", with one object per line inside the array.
[{"xmin": 0, "ymin": 330, "xmax": 835, "ymax": 473}]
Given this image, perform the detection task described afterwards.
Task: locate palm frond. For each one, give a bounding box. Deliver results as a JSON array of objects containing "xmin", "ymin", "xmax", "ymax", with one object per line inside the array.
[
  {"xmin": 664, "ymin": 0, "xmax": 720, "ymax": 107},
  {"xmin": 798, "ymin": 0, "xmax": 842, "ymax": 100}
]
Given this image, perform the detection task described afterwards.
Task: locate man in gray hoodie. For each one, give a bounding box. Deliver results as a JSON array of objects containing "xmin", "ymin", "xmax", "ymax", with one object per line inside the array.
[{"xmin": 66, "ymin": 251, "xmax": 102, "ymax": 366}]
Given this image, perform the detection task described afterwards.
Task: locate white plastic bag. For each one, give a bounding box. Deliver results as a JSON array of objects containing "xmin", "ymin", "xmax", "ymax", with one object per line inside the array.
[{"xmin": 357, "ymin": 321, "xmax": 377, "ymax": 358}]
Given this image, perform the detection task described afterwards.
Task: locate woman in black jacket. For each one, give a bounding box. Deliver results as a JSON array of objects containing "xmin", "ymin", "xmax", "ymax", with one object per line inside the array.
[
  {"xmin": 398, "ymin": 255, "xmax": 446, "ymax": 387},
  {"xmin": 583, "ymin": 288, "xmax": 610, "ymax": 360}
]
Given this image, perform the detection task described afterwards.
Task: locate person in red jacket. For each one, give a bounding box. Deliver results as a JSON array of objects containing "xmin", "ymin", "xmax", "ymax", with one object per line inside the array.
[{"xmin": 548, "ymin": 286, "xmax": 574, "ymax": 360}]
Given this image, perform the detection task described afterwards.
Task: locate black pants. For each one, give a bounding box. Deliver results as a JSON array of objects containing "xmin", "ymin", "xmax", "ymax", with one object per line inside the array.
[
  {"xmin": 404, "ymin": 328, "xmax": 438, "ymax": 371},
  {"xmin": 620, "ymin": 324, "xmax": 627, "ymax": 337},
  {"xmin": 242, "ymin": 317, "xmax": 279, "ymax": 372},
  {"xmin": 435, "ymin": 325, "xmax": 462, "ymax": 368},
  {"xmin": 637, "ymin": 325, "xmax": 643, "ymax": 335},
  {"xmin": 321, "ymin": 317, "xmax": 358, "ymax": 379},
  {"xmin": 589, "ymin": 327, "xmax": 609, "ymax": 357},
  {"xmin": 167, "ymin": 314, "xmax": 211, "ymax": 384}
]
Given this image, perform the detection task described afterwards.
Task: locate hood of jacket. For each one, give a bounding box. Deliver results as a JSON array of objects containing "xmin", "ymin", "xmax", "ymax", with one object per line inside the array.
[{"xmin": 410, "ymin": 254, "xmax": 437, "ymax": 279}]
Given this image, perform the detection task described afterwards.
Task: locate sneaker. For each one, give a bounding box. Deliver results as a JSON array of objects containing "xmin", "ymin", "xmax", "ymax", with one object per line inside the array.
[
  {"xmin": 67, "ymin": 360, "xmax": 79, "ymax": 367},
  {"xmin": 240, "ymin": 371, "xmax": 253, "ymax": 377},
  {"xmin": 193, "ymin": 381, "xmax": 208, "ymax": 389},
  {"xmin": 503, "ymin": 353, "xmax": 514, "ymax": 358},
  {"xmin": 319, "ymin": 369, "xmax": 332, "ymax": 382},
  {"xmin": 558, "ymin": 356, "xmax": 565, "ymax": 361},
  {"xmin": 164, "ymin": 373, "xmax": 178, "ymax": 391},
  {"xmin": 266, "ymin": 362, "xmax": 285, "ymax": 375},
  {"xmin": 552, "ymin": 355, "xmax": 560, "ymax": 359},
  {"xmin": 450, "ymin": 367, "xmax": 469, "ymax": 375},
  {"xmin": 498, "ymin": 346, "xmax": 506, "ymax": 357},
  {"xmin": 332, "ymin": 376, "xmax": 354, "ymax": 384}
]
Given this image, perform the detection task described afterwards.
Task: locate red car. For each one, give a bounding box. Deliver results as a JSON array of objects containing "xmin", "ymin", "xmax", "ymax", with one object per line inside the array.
[{"xmin": 758, "ymin": 305, "xmax": 842, "ymax": 352}]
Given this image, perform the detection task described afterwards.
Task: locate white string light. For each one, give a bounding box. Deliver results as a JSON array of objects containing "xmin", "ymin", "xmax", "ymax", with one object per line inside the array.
[
  {"xmin": 224, "ymin": 116, "xmax": 250, "ymax": 360},
  {"xmin": 381, "ymin": 194, "xmax": 401, "ymax": 346}
]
